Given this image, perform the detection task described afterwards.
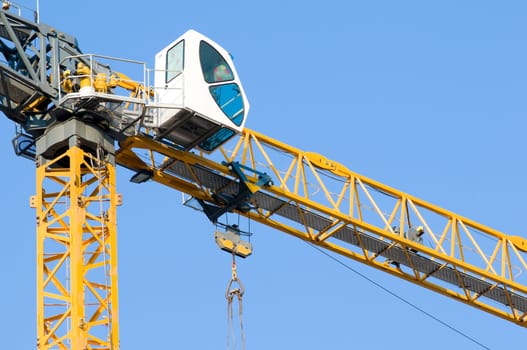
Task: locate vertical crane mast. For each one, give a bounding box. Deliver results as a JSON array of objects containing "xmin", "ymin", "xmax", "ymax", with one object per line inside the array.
[{"xmin": 32, "ymin": 122, "xmax": 119, "ymax": 349}]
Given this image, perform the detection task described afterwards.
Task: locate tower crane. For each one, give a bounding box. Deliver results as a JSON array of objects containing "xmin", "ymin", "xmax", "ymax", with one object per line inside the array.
[{"xmin": 0, "ymin": 3, "xmax": 526, "ymax": 349}]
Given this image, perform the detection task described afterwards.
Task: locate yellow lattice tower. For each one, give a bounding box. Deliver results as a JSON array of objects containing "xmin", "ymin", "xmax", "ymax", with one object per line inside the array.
[{"xmin": 32, "ymin": 125, "xmax": 120, "ymax": 349}]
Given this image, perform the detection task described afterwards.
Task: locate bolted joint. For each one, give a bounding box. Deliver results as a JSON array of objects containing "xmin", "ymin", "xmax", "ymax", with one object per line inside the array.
[{"xmin": 77, "ymin": 195, "xmax": 85, "ymax": 207}]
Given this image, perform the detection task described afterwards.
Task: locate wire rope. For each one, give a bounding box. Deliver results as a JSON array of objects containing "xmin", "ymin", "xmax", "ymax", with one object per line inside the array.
[
  {"xmin": 305, "ymin": 242, "xmax": 491, "ymax": 350},
  {"xmin": 226, "ymin": 253, "xmax": 246, "ymax": 350}
]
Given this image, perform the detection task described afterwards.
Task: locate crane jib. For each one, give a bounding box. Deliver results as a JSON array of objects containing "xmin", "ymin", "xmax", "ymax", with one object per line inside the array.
[{"xmin": 116, "ymin": 133, "xmax": 527, "ymax": 327}]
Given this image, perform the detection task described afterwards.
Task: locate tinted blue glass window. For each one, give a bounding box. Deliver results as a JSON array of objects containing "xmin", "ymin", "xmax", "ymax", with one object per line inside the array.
[
  {"xmin": 199, "ymin": 128, "xmax": 235, "ymax": 151},
  {"xmin": 209, "ymin": 83, "xmax": 244, "ymax": 126},
  {"xmin": 199, "ymin": 41, "xmax": 234, "ymax": 83}
]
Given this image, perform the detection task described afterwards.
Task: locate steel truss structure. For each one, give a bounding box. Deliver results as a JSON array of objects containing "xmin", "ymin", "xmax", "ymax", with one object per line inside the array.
[
  {"xmin": 33, "ymin": 146, "xmax": 119, "ymax": 349},
  {"xmin": 117, "ymin": 128, "xmax": 527, "ymax": 327}
]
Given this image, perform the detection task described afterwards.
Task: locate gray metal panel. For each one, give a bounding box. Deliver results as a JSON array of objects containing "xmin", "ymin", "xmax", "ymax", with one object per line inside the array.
[
  {"xmin": 512, "ymin": 293, "xmax": 527, "ymax": 311},
  {"xmin": 251, "ymin": 191, "xmax": 285, "ymax": 212},
  {"xmin": 166, "ymin": 161, "xmax": 234, "ymax": 192},
  {"xmin": 0, "ymin": 70, "xmax": 35, "ymax": 103},
  {"xmin": 333, "ymin": 227, "xmax": 359, "ymax": 245},
  {"xmin": 0, "ymin": 23, "xmax": 30, "ymax": 42},
  {"xmin": 273, "ymin": 203, "xmax": 329, "ymax": 231},
  {"xmin": 336, "ymin": 229, "xmax": 527, "ymax": 312}
]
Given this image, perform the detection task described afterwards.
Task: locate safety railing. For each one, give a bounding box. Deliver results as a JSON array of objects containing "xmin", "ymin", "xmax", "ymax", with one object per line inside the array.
[{"xmin": 58, "ymin": 54, "xmax": 148, "ymax": 108}]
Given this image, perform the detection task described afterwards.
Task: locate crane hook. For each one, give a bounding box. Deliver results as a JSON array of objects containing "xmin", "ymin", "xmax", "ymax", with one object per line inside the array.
[
  {"xmin": 225, "ymin": 252, "xmax": 246, "ymax": 350},
  {"xmin": 225, "ymin": 253, "xmax": 245, "ymax": 299}
]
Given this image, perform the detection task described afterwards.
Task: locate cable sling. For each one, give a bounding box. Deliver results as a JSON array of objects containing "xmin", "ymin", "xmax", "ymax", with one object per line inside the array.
[{"xmin": 226, "ymin": 253, "xmax": 245, "ymax": 350}]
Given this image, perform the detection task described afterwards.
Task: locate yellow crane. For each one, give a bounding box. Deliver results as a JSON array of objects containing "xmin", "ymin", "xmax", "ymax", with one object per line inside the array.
[{"xmin": 0, "ymin": 3, "xmax": 525, "ymax": 349}]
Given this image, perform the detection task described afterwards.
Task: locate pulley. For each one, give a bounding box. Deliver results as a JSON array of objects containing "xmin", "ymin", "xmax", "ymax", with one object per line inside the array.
[{"xmin": 215, "ymin": 224, "xmax": 253, "ymax": 258}]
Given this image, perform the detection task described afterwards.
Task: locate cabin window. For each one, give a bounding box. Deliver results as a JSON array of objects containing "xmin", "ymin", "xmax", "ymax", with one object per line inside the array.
[
  {"xmin": 209, "ymin": 83, "xmax": 244, "ymax": 126},
  {"xmin": 199, "ymin": 41, "xmax": 234, "ymax": 83},
  {"xmin": 166, "ymin": 40, "xmax": 184, "ymax": 83},
  {"xmin": 199, "ymin": 128, "xmax": 235, "ymax": 151},
  {"xmin": 198, "ymin": 40, "xmax": 245, "ymax": 151}
]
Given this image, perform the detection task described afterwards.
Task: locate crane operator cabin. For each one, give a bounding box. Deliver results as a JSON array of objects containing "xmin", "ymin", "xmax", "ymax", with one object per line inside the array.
[{"xmin": 148, "ymin": 29, "xmax": 250, "ymax": 152}]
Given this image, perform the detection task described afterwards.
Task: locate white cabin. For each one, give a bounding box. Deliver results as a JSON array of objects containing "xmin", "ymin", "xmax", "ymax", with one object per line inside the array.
[{"xmin": 148, "ymin": 29, "xmax": 249, "ymax": 152}]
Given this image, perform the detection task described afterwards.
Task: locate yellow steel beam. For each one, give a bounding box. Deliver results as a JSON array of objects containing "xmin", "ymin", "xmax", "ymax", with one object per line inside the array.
[
  {"xmin": 116, "ymin": 129, "xmax": 527, "ymax": 328},
  {"xmin": 33, "ymin": 147, "xmax": 119, "ymax": 349}
]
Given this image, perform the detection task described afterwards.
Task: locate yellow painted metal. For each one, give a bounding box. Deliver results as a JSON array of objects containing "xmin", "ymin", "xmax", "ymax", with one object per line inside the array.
[
  {"xmin": 34, "ymin": 147, "xmax": 120, "ymax": 349},
  {"xmin": 116, "ymin": 129, "xmax": 527, "ymax": 328},
  {"xmin": 214, "ymin": 229, "xmax": 253, "ymax": 258}
]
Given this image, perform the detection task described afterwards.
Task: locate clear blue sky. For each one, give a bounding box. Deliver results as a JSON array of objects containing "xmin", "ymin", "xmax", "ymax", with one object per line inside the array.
[{"xmin": 0, "ymin": 1, "xmax": 526, "ymax": 349}]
